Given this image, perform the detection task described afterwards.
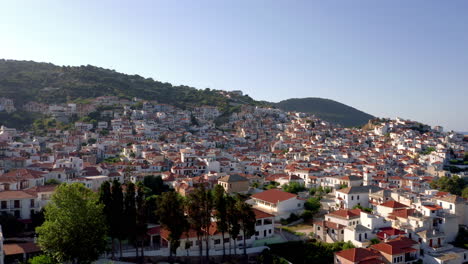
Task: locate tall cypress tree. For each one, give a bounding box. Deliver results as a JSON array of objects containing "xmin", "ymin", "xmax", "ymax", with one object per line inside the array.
[
  {"xmin": 99, "ymin": 181, "xmax": 113, "ymax": 258},
  {"xmin": 236, "ymin": 198, "xmax": 256, "ymax": 257},
  {"xmin": 157, "ymin": 191, "xmax": 187, "ymax": 260},
  {"xmin": 111, "ymin": 180, "xmax": 124, "ymax": 258},
  {"xmin": 136, "ymin": 182, "xmax": 148, "ymax": 260},
  {"xmin": 213, "ymin": 185, "xmax": 228, "ymax": 259},
  {"xmin": 124, "ymin": 182, "xmax": 137, "ymax": 257},
  {"xmin": 226, "ymin": 195, "xmax": 240, "ymax": 256}
]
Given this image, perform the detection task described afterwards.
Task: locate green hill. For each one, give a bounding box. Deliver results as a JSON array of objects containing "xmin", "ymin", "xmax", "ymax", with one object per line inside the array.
[
  {"xmin": 0, "ymin": 59, "xmax": 373, "ymax": 128},
  {"xmin": 275, "ymin": 98, "xmax": 374, "ymax": 127},
  {"xmin": 0, "ymin": 59, "xmax": 262, "ymax": 110}
]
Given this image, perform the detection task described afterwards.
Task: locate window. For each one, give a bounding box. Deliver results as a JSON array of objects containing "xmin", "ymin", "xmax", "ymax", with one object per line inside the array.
[
  {"xmin": 14, "ymin": 210, "xmax": 20, "ymax": 218},
  {"xmin": 351, "ymin": 196, "xmax": 354, "ymax": 200},
  {"xmin": 357, "ymin": 195, "xmax": 360, "ymax": 200},
  {"xmin": 1, "ymin": 201, "xmax": 6, "ymax": 209},
  {"xmin": 450, "ymin": 204, "xmax": 453, "ymax": 210},
  {"xmin": 214, "ymin": 239, "xmax": 221, "ymax": 245},
  {"xmin": 298, "ymin": 203, "xmax": 301, "ymax": 207},
  {"xmin": 256, "ymin": 220, "xmax": 262, "ymax": 226},
  {"xmin": 318, "ymin": 226, "xmax": 321, "ymax": 231},
  {"xmin": 269, "ymin": 229, "xmax": 272, "ymax": 234},
  {"xmin": 30, "ymin": 199, "xmax": 35, "ymax": 207},
  {"xmin": 224, "ymin": 238, "xmax": 230, "ymax": 243},
  {"xmin": 264, "ymin": 219, "xmax": 272, "ymax": 225},
  {"xmin": 365, "ymin": 233, "xmax": 367, "ymax": 239},
  {"xmin": 14, "ymin": 200, "xmax": 20, "ymax": 208},
  {"xmin": 255, "ymin": 231, "xmax": 260, "ymax": 236}
]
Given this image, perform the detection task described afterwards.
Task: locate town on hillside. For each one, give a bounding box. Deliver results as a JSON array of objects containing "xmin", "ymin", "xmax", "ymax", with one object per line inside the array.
[{"xmin": 0, "ymin": 96, "xmax": 468, "ymax": 264}]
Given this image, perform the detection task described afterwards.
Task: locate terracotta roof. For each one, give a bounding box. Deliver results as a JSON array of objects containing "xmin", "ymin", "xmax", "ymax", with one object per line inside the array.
[
  {"xmin": 376, "ymin": 227, "xmax": 406, "ymax": 240},
  {"xmin": 371, "ymin": 236, "xmax": 417, "ymax": 256},
  {"xmin": 251, "ymin": 189, "xmax": 297, "ymax": 204},
  {"xmin": 4, "ymin": 242, "xmax": 41, "ymax": 256},
  {"xmin": 328, "ymin": 209, "xmax": 361, "ymax": 219},
  {"xmin": 379, "ymin": 201, "xmax": 409, "ymax": 209},
  {"xmin": 253, "ymin": 208, "xmax": 274, "ymax": 219},
  {"xmin": 0, "ymin": 190, "xmax": 36, "ymax": 200},
  {"xmin": 335, "ymin": 248, "xmax": 382, "ymax": 263}
]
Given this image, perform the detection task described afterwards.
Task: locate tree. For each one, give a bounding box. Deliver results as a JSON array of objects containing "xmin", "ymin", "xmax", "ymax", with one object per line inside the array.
[
  {"xmin": 124, "ymin": 182, "xmax": 137, "ymax": 257},
  {"xmin": 99, "ymin": 181, "xmax": 114, "ymax": 258},
  {"xmin": 187, "ymin": 185, "xmax": 213, "ymax": 263},
  {"xmin": 462, "ymin": 187, "xmax": 468, "ymax": 199},
  {"xmin": 111, "ymin": 180, "xmax": 125, "ymax": 258},
  {"xmin": 143, "ymin": 175, "xmax": 166, "ymax": 195},
  {"xmin": 282, "ymin": 182, "xmax": 306, "ymax": 194},
  {"xmin": 226, "ymin": 195, "xmax": 240, "ymax": 256},
  {"xmin": 135, "ymin": 182, "xmax": 148, "ymax": 260},
  {"xmin": 28, "ymin": 254, "xmax": 57, "ymax": 264},
  {"xmin": 157, "ymin": 191, "xmax": 187, "ymax": 259},
  {"xmin": 44, "ymin": 179, "xmax": 60, "ymax": 185},
  {"xmin": 213, "ymin": 185, "xmax": 228, "ymax": 259},
  {"xmin": 430, "ymin": 176, "xmax": 467, "ymax": 196},
  {"xmin": 236, "ymin": 198, "xmax": 256, "ymax": 257},
  {"xmin": 36, "ymin": 183, "xmax": 107, "ymax": 264},
  {"xmin": 304, "ymin": 197, "xmax": 321, "ymax": 215}
]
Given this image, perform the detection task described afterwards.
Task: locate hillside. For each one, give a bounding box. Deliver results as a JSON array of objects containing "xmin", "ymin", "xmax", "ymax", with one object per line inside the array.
[
  {"xmin": 0, "ymin": 59, "xmax": 373, "ymax": 128},
  {"xmin": 0, "ymin": 59, "xmax": 262, "ymax": 110},
  {"xmin": 275, "ymin": 98, "xmax": 374, "ymax": 127}
]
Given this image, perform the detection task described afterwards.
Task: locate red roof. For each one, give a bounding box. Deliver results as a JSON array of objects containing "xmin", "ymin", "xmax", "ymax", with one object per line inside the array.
[
  {"xmin": 376, "ymin": 227, "xmax": 406, "ymax": 240},
  {"xmin": 328, "ymin": 209, "xmax": 361, "ymax": 219},
  {"xmin": 253, "ymin": 208, "xmax": 274, "ymax": 219},
  {"xmin": 251, "ymin": 189, "xmax": 297, "ymax": 204},
  {"xmin": 371, "ymin": 236, "xmax": 417, "ymax": 255},
  {"xmin": 379, "ymin": 201, "xmax": 409, "ymax": 209},
  {"xmin": 4, "ymin": 243, "xmax": 41, "ymax": 256},
  {"xmin": 335, "ymin": 248, "xmax": 383, "ymax": 263}
]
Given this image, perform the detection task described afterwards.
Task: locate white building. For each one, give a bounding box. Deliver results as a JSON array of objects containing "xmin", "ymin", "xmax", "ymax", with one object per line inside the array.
[{"xmin": 250, "ymin": 189, "xmax": 304, "ymax": 220}]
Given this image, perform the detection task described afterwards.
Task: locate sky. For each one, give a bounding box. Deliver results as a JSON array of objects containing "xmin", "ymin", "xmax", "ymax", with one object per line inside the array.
[{"xmin": 1, "ymin": 1, "xmax": 467, "ymax": 131}]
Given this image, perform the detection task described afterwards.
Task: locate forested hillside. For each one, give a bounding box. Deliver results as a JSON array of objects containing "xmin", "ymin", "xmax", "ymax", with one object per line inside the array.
[{"xmin": 275, "ymin": 98, "xmax": 374, "ymax": 127}]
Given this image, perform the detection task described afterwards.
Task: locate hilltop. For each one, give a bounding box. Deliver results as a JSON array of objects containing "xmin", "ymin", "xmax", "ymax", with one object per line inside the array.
[{"xmin": 275, "ymin": 98, "xmax": 374, "ymax": 127}]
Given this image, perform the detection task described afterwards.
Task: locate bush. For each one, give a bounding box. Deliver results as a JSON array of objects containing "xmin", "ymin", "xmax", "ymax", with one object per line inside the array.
[{"xmin": 301, "ymin": 210, "xmax": 314, "ymax": 221}]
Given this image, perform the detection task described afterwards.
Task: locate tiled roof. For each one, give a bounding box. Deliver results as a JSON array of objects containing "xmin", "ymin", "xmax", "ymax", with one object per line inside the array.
[
  {"xmin": 335, "ymin": 248, "xmax": 382, "ymax": 263},
  {"xmin": 251, "ymin": 189, "xmax": 297, "ymax": 204},
  {"xmin": 328, "ymin": 209, "xmax": 361, "ymax": 219},
  {"xmin": 379, "ymin": 201, "xmax": 409, "ymax": 209}
]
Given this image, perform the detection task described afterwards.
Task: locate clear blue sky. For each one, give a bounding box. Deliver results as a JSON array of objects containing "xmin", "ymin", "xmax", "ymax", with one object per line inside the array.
[{"xmin": 1, "ymin": 1, "xmax": 467, "ymax": 131}]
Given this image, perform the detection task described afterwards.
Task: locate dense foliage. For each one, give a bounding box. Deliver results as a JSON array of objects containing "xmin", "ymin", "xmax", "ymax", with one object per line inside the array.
[
  {"xmin": 430, "ymin": 176, "xmax": 468, "ymax": 197},
  {"xmin": 275, "ymin": 97, "xmax": 374, "ymax": 127},
  {"xmin": 36, "ymin": 183, "xmax": 107, "ymax": 264}
]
